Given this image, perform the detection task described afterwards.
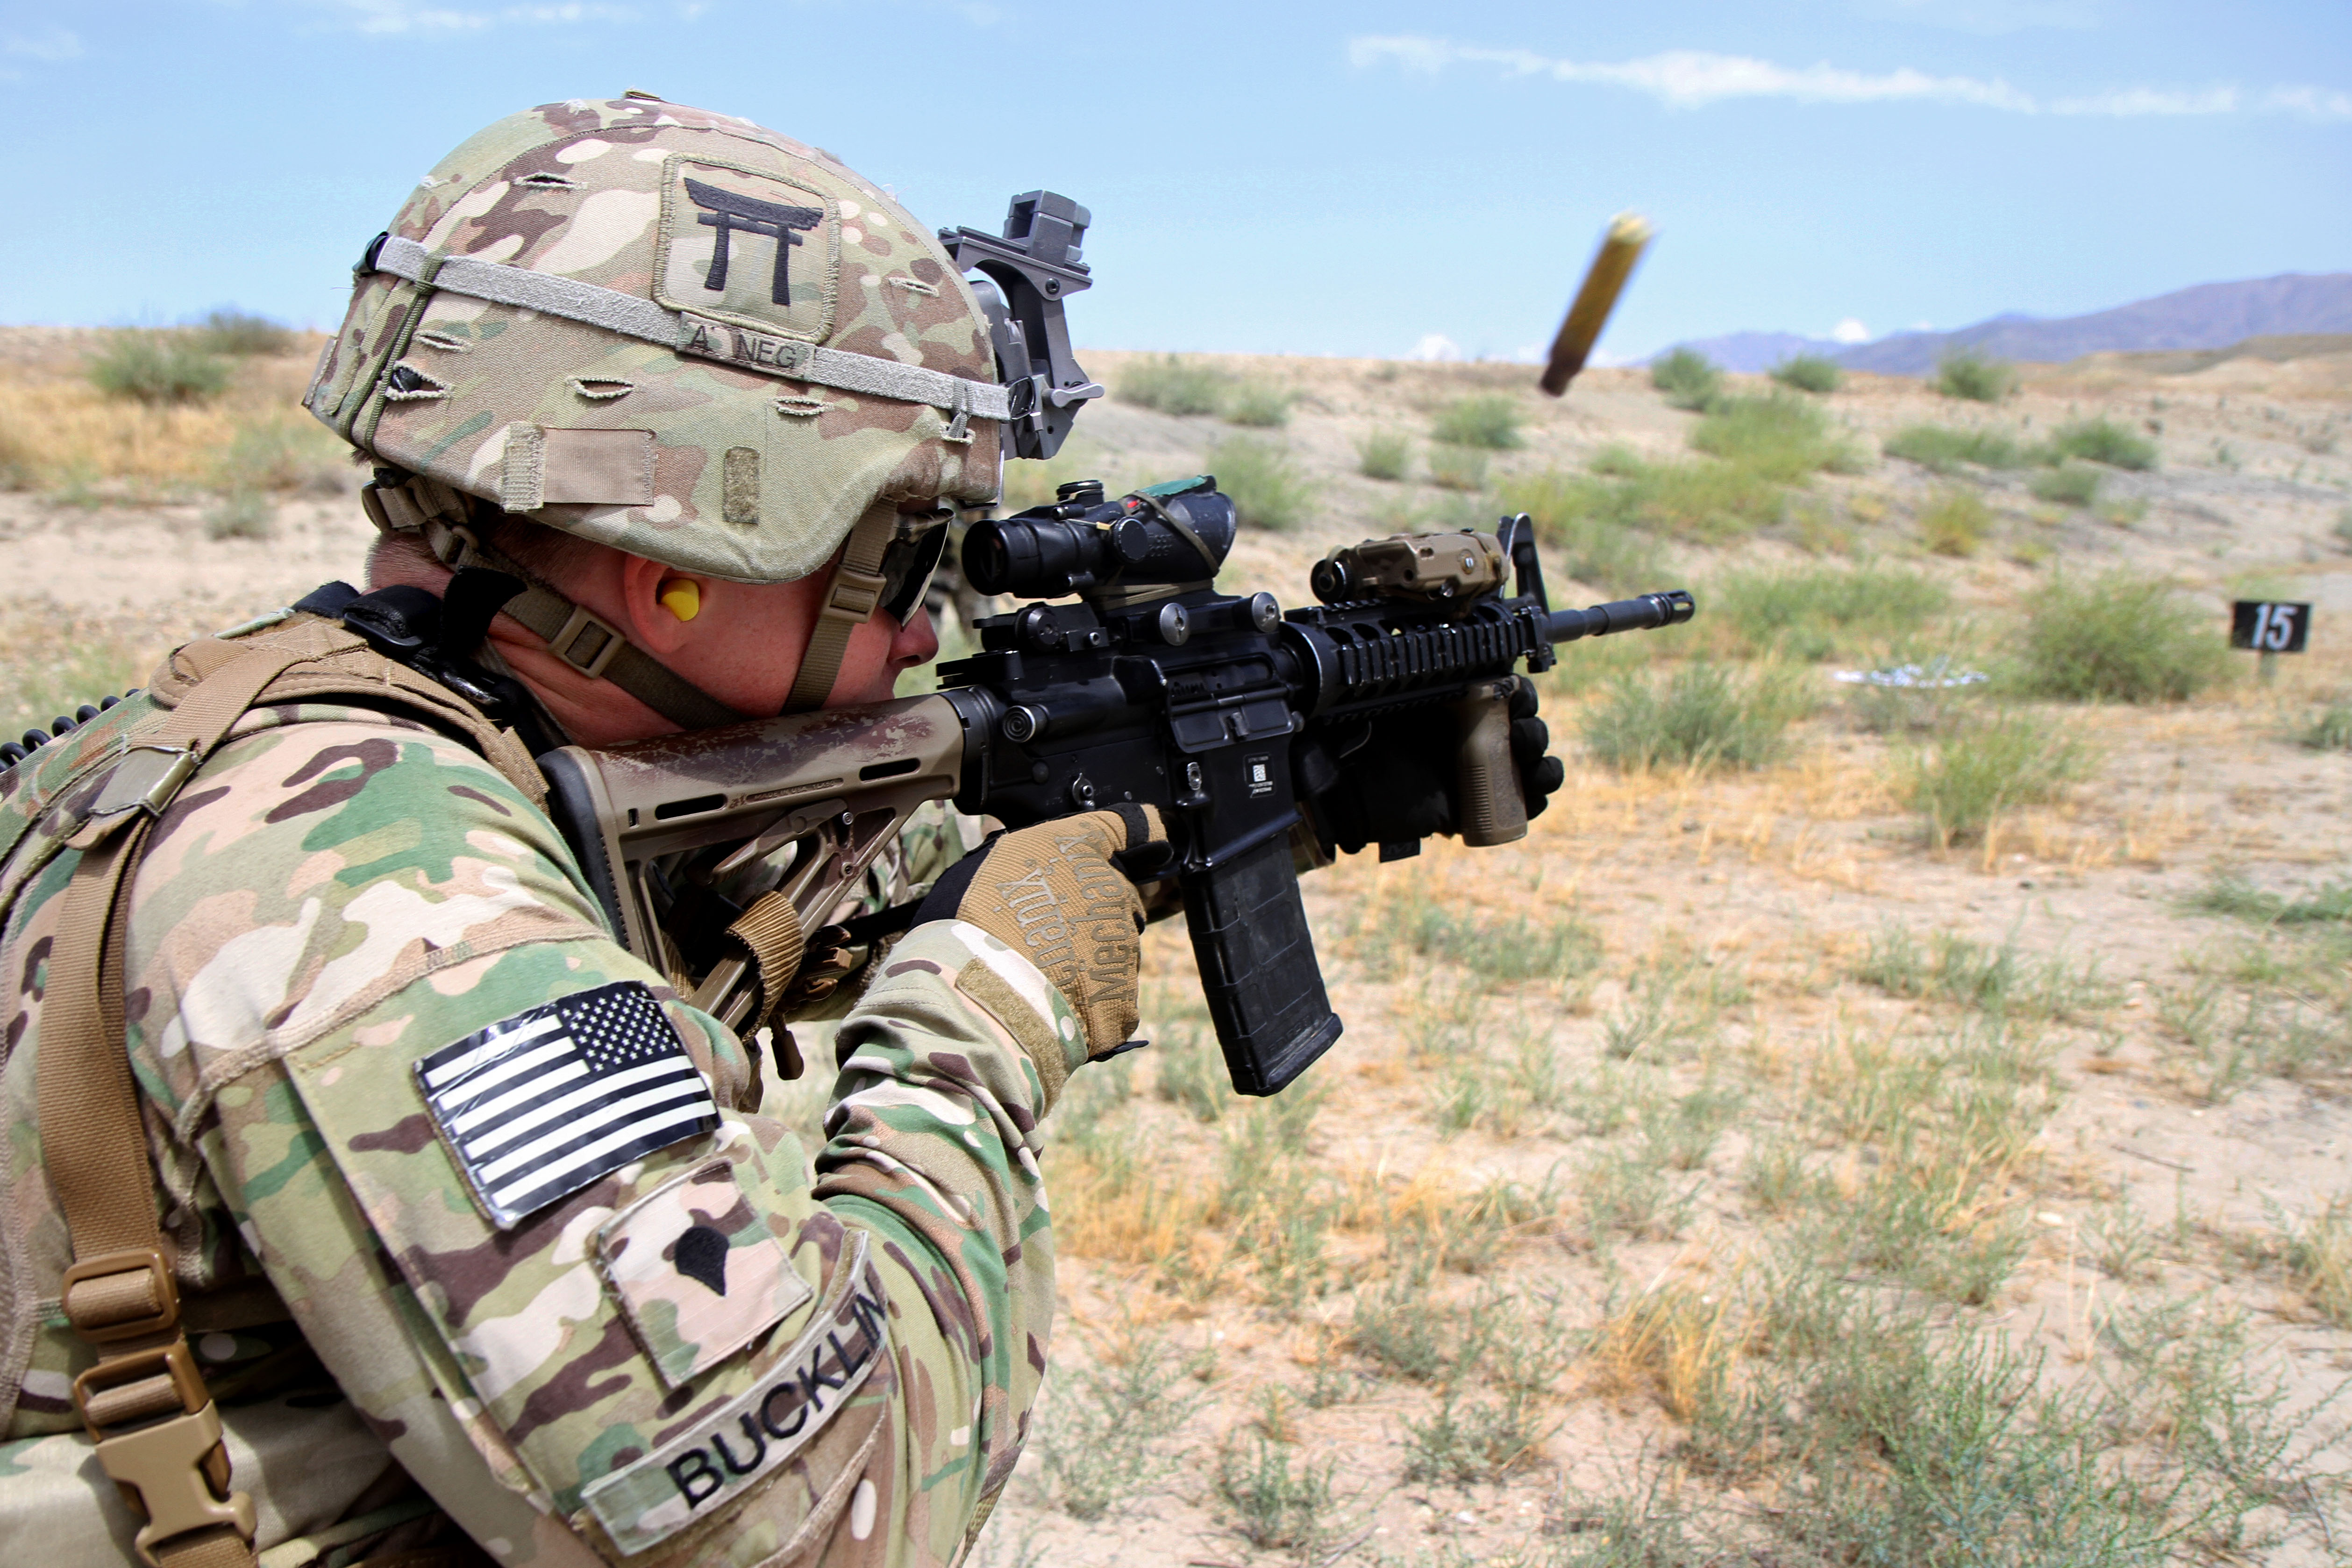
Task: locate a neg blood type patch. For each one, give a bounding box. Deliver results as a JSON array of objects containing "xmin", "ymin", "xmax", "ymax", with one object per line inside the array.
[{"xmin": 414, "ymin": 980, "xmax": 719, "ymax": 1228}]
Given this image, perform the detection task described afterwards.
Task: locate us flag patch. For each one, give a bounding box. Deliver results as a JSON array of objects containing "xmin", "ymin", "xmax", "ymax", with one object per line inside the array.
[{"xmin": 415, "ymin": 981, "xmax": 719, "ymax": 1229}]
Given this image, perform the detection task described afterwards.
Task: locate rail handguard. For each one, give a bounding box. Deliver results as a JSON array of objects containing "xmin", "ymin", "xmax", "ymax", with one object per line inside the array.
[{"xmin": 542, "ymin": 476, "xmax": 1693, "ymax": 1096}]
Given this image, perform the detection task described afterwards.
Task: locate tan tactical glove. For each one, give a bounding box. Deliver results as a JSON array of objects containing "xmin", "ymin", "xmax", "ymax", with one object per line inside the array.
[{"xmin": 915, "ymin": 804, "xmax": 1170, "ymax": 1057}]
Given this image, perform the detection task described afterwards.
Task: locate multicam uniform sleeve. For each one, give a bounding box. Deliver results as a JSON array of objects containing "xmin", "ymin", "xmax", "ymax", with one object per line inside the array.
[{"xmin": 115, "ymin": 707, "xmax": 1076, "ymax": 1567}]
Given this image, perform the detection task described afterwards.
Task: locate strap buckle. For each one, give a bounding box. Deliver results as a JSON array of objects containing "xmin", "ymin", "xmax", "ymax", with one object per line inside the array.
[
  {"xmin": 61, "ymin": 1246, "xmax": 180, "ymax": 1343},
  {"xmin": 820, "ymin": 570, "xmax": 885, "ymax": 627},
  {"xmin": 75, "ymin": 1340, "xmax": 255, "ymax": 1568},
  {"xmin": 549, "ymin": 604, "xmax": 626, "ymax": 680}
]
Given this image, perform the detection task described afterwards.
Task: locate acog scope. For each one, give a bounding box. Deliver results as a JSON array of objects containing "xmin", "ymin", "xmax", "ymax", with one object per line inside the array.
[{"xmin": 964, "ymin": 476, "xmax": 1236, "ymax": 599}]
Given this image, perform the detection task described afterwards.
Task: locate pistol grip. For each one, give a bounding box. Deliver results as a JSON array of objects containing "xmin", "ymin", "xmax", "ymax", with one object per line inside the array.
[{"xmin": 1451, "ymin": 680, "xmax": 1528, "ymax": 847}]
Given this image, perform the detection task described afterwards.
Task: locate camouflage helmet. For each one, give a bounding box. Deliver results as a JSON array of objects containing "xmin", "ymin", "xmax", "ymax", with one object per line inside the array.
[{"xmin": 305, "ymin": 94, "xmax": 1005, "ymax": 588}]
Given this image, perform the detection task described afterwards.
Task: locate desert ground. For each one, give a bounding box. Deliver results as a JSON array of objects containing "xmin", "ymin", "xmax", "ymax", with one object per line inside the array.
[{"xmin": 4, "ymin": 325, "xmax": 2350, "ymax": 1565}]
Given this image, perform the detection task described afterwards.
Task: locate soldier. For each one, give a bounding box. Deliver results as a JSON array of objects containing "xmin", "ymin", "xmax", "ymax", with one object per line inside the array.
[{"xmin": 1, "ymin": 96, "xmax": 1162, "ymax": 1568}]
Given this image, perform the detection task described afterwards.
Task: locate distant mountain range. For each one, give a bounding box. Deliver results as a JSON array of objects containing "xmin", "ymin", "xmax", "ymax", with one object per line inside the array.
[{"xmin": 1661, "ymin": 272, "xmax": 2352, "ymax": 376}]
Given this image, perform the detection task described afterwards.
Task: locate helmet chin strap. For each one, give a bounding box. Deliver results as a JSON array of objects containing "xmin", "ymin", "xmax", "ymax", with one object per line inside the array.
[
  {"xmin": 363, "ymin": 470, "xmax": 749, "ymax": 733},
  {"xmin": 781, "ymin": 499, "xmax": 904, "ymax": 714}
]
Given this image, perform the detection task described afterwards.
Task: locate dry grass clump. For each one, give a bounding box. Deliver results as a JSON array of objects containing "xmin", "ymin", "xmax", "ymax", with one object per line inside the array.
[
  {"xmin": 1918, "ymin": 488, "xmax": 1993, "ymax": 556},
  {"xmin": 1425, "ymin": 442, "xmax": 1489, "ymax": 491},
  {"xmin": 1588, "ymin": 1279, "xmax": 1739, "ymax": 1423},
  {"xmin": 0, "ymin": 335, "xmax": 337, "ymax": 499}
]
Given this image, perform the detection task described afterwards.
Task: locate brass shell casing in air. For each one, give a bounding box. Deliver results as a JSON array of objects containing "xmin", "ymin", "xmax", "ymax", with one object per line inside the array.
[{"xmin": 1540, "ymin": 212, "xmax": 1654, "ymax": 397}]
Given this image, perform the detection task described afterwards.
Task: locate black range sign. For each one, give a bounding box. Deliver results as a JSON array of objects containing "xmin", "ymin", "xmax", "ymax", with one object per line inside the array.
[{"xmin": 2231, "ymin": 601, "xmax": 2311, "ymax": 654}]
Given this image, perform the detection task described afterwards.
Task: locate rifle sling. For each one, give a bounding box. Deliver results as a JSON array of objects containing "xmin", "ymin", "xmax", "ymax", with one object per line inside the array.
[{"xmin": 36, "ymin": 643, "xmax": 328, "ymax": 1568}]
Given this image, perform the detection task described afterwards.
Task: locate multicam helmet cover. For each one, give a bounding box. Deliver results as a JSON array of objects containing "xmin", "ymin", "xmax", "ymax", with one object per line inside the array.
[{"xmin": 306, "ymin": 96, "xmax": 1003, "ymax": 586}]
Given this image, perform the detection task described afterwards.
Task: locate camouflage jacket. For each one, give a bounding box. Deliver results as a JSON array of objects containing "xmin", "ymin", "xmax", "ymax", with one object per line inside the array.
[{"xmin": 0, "ymin": 620, "xmax": 1079, "ymax": 1567}]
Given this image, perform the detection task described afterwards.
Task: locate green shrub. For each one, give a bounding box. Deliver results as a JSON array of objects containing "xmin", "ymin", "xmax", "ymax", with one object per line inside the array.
[
  {"xmin": 1934, "ymin": 349, "xmax": 2015, "ymax": 402},
  {"xmin": 2047, "ymin": 417, "xmax": 2157, "ymax": 471},
  {"xmin": 1116, "ymin": 354, "xmax": 1226, "ymax": 415},
  {"xmin": 1224, "ymin": 382, "xmax": 1292, "ymax": 428},
  {"xmin": 1506, "ymin": 454, "xmax": 1779, "ymax": 550},
  {"xmin": 1650, "ymin": 347, "xmax": 1722, "ymax": 411},
  {"xmin": 1715, "ymin": 565, "xmax": 1950, "ymax": 661},
  {"xmin": 2334, "ymin": 506, "xmax": 2352, "ymax": 551},
  {"xmin": 1770, "ymin": 353, "xmax": 1843, "ymax": 393},
  {"xmin": 1430, "ymin": 394, "xmax": 1524, "ymax": 450},
  {"xmin": 203, "ymin": 491, "xmax": 273, "ymax": 542},
  {"xmin": 2016, "ymin": 572, "xmax": 2228, "ymax": 702},
  {"xmin": 218, "ymin": 417, "xmax": 346, "ymax": 495},
  {"xmin": 2305, "ymin": 705, "xmax": 2352, "ymax": 751},
  {"xmin": 1355, "ymin": 429, "xmax": 1410, "ymax": 481},
  {"xmin": 1917, "ymin": 489, "xmax": 1991, "ymax": 556},
  {"xmin": 1882, "ymin": 424, "xmax": 2025, "ymax": 473},
  {"xmin": 88, "ymin": 332, "xmax": 229, "ymax": 405},
  {"xmin": 1206, "ymin": 435, "xmax": 1310, "ymax": 532},
  {"xmin": 1896, "ymin": 709, "xmax": 2089, "ymax": 847},
  {"xmin": 1426, "ymin": 443, "xmax": 1489, "ymax": 491},
  {"xmin": 1213, "ymin": 1437, "xmax": 1334, "ymax": 1549},
  {"xmin": 1581, "ymin": 663, "xmax": 1811, "ymax": 772},
  {"xmin": 2028, "ymin": 462, "xmax": 2102, "ymax": 506},
  {"xmin": 192, "ymin": 309, "xmax": 295, "ymax": 356},
  {"xmin": 1503, "ymin": 474, "xmax": 1663, "ymax": 594},
  {"xmin": 1689, "ymin": 393, "xmax": 1858, "ymax": 482}
]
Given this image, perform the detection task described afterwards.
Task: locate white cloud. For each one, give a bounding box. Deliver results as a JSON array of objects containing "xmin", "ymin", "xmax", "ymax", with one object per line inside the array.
[
  {"xmin": 1408, "ymin": 334, "xmax": 1461, "ymax": 362},
  {"xmin": 289, "ymin": 0, "xmax": 636, "ymax": 33},
  {"xmin": 1831, "ymin": 318, "xmax": 1870, "ymax": 344},
  {"xmin": 2262, "ymin": 86, "xmax": 2352, "ymax": 123},
  {"xmin": 1348, "ymin": 36, "xmax": 2033, "ymax": 111},
  {"xmin": 1347, "ymin": 34, "xmax": 2349, "ymax": 123},
  {"xmin": 4, "ymin": 26, "xmax": 83, "ymax": 60},
  {"xmin": 1851, "ymin": 0, "xmax": 2098, "ymax": 34}
]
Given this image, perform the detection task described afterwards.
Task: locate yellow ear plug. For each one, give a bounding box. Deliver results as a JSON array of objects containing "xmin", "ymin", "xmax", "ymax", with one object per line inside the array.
[{"xmin": 658, "ymin": 579, "xmax": 701, "ymax": 622}]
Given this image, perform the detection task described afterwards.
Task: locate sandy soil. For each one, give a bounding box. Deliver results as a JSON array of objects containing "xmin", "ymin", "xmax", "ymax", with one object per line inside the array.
[{"xmin": 4, "ymin": 328, "xmax": 2351, "ymax": 1563}]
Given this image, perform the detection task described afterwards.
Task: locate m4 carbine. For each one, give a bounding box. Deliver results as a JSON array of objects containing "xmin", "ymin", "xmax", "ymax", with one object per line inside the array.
[{"xmin": 540, "ymin": 477, "xmax": 1692, "ymax": 1097}]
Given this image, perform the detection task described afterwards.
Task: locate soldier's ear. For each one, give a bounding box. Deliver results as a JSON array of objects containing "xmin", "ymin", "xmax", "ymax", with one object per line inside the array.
[{"xmin": 619, "ymin": 553, "xmax": 694, "ymax": 656}]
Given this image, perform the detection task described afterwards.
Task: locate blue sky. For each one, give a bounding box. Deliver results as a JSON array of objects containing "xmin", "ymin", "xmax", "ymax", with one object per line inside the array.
[{"xmin": 1, "ymin": 0, "xmax": 2344, "ymax": 361}]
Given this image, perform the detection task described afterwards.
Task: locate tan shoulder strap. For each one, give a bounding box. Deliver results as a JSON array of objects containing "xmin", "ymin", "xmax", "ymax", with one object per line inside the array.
[{"xmin": 35, "ymin": 644, "xmax": 318, "ymax": 1568}]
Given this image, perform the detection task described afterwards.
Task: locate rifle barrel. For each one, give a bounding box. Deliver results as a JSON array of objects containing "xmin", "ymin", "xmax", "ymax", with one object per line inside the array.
[{"xmin": 1546, "ymin": 590, "xmax": 1695, "ymax": 643}]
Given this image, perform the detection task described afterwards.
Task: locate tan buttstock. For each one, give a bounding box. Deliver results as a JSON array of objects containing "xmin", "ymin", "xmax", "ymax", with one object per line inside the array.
[{"xmin": 543, "ymin": 694, "xmax": 968, "ymax": 1039}]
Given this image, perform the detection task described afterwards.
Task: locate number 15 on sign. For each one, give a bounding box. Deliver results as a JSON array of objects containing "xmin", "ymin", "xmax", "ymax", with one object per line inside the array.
[{"xmin": 2230, "ymin": 600, "xmax": 2311, "ymax": 683}]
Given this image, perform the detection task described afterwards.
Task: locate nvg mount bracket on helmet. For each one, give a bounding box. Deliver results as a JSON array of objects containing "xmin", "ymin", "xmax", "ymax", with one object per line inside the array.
[{"xmin": 943, "ymin": 192, "xmax": 1103, "ymax": 462}]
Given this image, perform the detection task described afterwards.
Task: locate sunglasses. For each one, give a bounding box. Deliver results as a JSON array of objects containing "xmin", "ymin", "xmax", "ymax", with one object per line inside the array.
[{"xmin": 876, "ymin": 509, "xmax": 952, "ymax": 627}]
